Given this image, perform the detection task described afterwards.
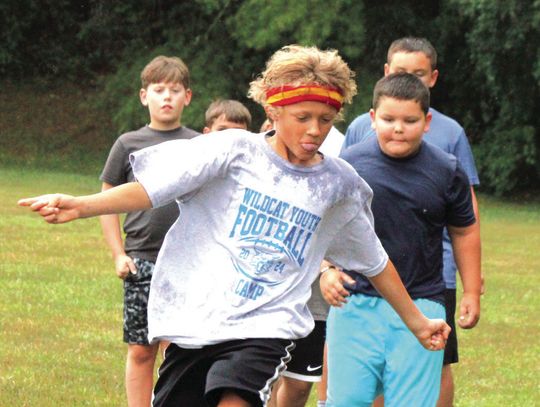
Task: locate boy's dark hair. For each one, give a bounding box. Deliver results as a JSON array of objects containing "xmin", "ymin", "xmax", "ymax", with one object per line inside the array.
[
  {"xmin": 205, "ymin": 99, "xmax": 252, "ymax": 128},
  {"xmin": 140, "ymin": 56, "xmax": 190, "ymax": 89},
  {"xmin": 373, "ymin": 72, "xmax": 430, "ymax": 114},
  {"xmin": 387, "ymin": 37, "xmax": 438, "ymax": 70}
]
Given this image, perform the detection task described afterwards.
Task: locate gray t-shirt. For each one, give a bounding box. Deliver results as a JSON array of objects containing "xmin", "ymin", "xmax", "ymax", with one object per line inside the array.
[
  {"xmin": 131, "ymin": 129, "xmax": 388, "ymax": 347},
  {"xmin": 100, "ymin": 125, "xmax": 199, "ymax": 262}
]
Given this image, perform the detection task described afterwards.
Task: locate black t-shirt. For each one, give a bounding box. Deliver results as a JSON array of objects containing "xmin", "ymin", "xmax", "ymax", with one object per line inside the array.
[
  {"xmin": 100, "ymin": 125, "xmax": 199, "ymax": 262},
  {"xmin": 340, "ymin": 137, "xmax": 475, "ymax": 303}
]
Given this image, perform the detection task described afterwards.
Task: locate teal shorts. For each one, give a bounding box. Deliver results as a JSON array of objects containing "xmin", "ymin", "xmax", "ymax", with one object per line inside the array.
[{"xmin": 326, "ymin": 294, "xmax": 445, "ymax": 407}]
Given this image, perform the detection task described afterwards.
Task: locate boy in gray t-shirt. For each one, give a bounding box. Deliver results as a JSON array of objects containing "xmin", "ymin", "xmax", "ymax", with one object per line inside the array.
[
  {"xmin": 99, "ymin": 55, "xmax": 198, "ymax": 406},
  {"xmin": 19, "ymin": 45, "xmax": 449, "ymax": 407}
]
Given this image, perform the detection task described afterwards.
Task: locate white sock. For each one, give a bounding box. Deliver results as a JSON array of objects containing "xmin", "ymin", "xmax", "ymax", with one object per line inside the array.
[{"xmin": 317, "ymin": 401, "xmax": 326, "ymax": 407}]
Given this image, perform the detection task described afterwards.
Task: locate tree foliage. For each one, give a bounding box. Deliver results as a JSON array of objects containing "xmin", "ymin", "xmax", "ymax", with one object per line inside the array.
[
  {"xmin": 437, "ymin": 0, "xmax": 540, "ymax": 195},
  {"xmin": 1, "ymin": 0, "xmax": 538, "ymax": 195}
]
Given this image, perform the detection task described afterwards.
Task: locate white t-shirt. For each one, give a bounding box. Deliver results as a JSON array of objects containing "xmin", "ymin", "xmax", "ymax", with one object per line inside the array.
[
  {"xmin": 319, "ymin": 126, "xmax": 345, "ymax": 157},
  {"xmin": 131, "ymin": 130, "xmax": 388, "ymax": 347}
]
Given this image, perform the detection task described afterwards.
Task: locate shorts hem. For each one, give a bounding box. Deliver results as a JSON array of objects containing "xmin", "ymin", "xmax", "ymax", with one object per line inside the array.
[{"xmin": 281, "ymin": 371, "xmax": 321, "ymax": 382}]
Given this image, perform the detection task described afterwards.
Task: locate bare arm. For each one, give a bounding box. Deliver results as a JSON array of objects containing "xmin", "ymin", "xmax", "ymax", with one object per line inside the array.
[
  {"xmin": 320, "ymin": 261, "xmax": 451, "ymax": 351},
  {"xmin": 99, "ymin": 182, "xmax": 137, "ymax": 279},
  {"xmin": 18, "ymin": 182, "xmax": 152, "ymax": 224},
  {"xmin": 470, "ymin": 187, "xmax": 484, "ymax": 294},
  {"xmin": 448, "ymin": 210, "xmax": 481, "ymax": 329}
]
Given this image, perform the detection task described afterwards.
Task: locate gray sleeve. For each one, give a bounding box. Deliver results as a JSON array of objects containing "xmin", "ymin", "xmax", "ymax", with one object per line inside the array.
[
  {"xmin": 307, "ymin": 275, "xmax": 330, "ymax": 320},
  {"xmin": 100, "ymin": 138, "xmax": 130, "ymax": 186}
]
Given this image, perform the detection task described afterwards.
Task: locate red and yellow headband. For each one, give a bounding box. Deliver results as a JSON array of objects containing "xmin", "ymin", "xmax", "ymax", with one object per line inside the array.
[{"xmin": 266, "ymin": 84, "xmax": 344, "ymax": 111}]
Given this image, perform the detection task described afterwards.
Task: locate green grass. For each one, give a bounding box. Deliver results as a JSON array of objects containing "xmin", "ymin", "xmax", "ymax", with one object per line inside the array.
[
  {"xmin": 451, "ymin": 195, "xmax": 540, "ymax": 407},
  {"xmin": 2, "ymin": 168, "xmax": 539, "ymax": 406},
  {"xmin": 1, "ymin": 168, "xmax": 125, "ymax": 406}
]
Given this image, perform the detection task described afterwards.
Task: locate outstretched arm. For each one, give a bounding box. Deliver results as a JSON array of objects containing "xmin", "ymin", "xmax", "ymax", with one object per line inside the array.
[
  {"xmin": 18, "ymin": 182, "xmax": 152, "ymax": 224},
  {"xmin": 321, "ymin": 260, "xmax": 451, "ymax": 351}
]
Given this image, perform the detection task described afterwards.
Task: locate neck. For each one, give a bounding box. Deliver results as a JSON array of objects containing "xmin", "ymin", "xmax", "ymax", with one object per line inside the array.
[{"xmin": 148, "ymin": 121, "xmax": 181, "ymax": 131}]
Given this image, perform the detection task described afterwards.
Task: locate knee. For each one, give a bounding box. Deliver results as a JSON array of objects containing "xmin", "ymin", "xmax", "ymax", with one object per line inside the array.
[
  {"xmin": 128, "ymin": 344, "xmax": 158, "ymax": 365},
  {"xmin": 280, "ymin": 378, "xmax": 312, "ymax": 405}
]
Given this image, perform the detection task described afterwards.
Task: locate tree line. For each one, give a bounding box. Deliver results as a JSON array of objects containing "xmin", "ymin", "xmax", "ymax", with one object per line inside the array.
[{"xmin": 1, "ymin": 0, "xmax": 538, "ymax": 195}]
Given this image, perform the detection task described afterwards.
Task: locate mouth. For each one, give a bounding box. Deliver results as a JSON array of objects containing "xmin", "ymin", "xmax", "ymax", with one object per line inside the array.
[
  {"xmin": 300, "ymin": 142, "xmax": 319, "ymax": 153},
  {"xmin": 161, "ymin": 105, "xmax": 173, "ymax": 111}
]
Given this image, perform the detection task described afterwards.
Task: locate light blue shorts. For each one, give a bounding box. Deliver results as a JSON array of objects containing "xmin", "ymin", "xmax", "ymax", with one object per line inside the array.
[{"xmin": 326, "ymin": 294, "xmax": 445, "ymax": 407}]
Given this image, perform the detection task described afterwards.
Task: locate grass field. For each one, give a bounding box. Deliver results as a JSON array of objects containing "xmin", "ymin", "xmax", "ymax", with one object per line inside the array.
[{"xmin": 1, "ymin": 167, "xmax": 539, "ymax": 406}]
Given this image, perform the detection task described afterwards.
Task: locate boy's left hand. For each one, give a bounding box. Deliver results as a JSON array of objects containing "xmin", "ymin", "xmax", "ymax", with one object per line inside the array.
[{"xmin": 458, "ymin": 292, "xmax": 481, "ymax": 329}]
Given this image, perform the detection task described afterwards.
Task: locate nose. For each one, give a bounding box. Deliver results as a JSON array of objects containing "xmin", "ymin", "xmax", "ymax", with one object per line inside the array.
[
  {"xmin": 163, "ymin": 88, "xmax": 171, "ymax": 99},
  {"xmin": 306, "ymin": 119, "xmax": 322, "ymax": 137},
  {"xmin": 394, "ymin": 120, "xmax": 404, "ymax": 133}
]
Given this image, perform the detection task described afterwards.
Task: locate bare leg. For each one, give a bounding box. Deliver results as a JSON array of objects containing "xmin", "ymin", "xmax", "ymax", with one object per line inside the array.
[
  {"xmin": 275, "ymin": 376, "xmax": 313, "ymax": 407},
  {"xmin": 316, "ymin": 343, "xmax": 328, "ymax": 406},
  {"xmin": 159, "ymin": 340, "xmax": 170, "ymax": 356},
  {"xmin": 437, "ymin": 364, "xmax": 454, "ymax": 407},
  {"xmin": 218, "ymin": 390, "xmax": 251, "ymax": 407},
  {"xmin": 372, "ymin": 395, "xmax": 384, "ymax": 407},
  {"xmin": 125, "ymin": 343, "xmax": 159, "ymax": 407},
  {"xmin": 268, "ymin": 378, "xmax": 281, "ymax": 407}
]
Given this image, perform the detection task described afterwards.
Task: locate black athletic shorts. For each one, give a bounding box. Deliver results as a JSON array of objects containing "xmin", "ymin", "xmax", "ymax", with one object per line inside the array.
[
  {"xmin": 282, "ymin": 320, "xmax": 326, "ymax": 382},
  {"xmin": 153, "ymin": 338, "xmax": 295, "ymax": 407},
  {"xmin": 443, "ymin": 288, "xmax": 459, "ymax": 365}
]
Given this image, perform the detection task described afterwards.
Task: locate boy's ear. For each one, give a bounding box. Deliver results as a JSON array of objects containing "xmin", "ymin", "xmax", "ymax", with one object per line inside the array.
[
  {"xmin": 428, "ymin": 69, "xmax": 439, "ymax": 88},
  {"xmin": 139, "ymin": 88, "xmax": 148, "ymax": 106},
  {"xmin": 383, "ymin": 63, "xmax": 390, "ymax": 76},
  {"xmin": 369, "ymin": 108, "xmax": 376, "ymax": 129},
  {"xmin": 424, "ymin": 111, "xmax": 433, "ymax": 133},
  {"xmin": 184, "ymin": 88, "xmax": 193, "ymax": 106},
  {"xmin": 203, "ymin": 126, "xmax": 211, "ymax": 134},
  {"xmin": 264, "ymin": 105, "xmax": 278, "ymax": 122}
]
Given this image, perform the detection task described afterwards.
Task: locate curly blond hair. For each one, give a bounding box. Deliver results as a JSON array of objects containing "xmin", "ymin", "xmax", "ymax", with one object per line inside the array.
[{"xmin": 248, "ymin": 45, "xmax": 357, "ymax": 118}]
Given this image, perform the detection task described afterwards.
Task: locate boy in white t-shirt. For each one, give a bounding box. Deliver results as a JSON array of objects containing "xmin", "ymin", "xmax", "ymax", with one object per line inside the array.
[{"xmin": 19, "ymin": 45, "xmax": 449, "ymax": 407}]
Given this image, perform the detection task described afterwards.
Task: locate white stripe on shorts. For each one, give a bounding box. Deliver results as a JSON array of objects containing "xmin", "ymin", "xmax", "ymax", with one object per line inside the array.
[{"xmin": 259, "ymin": 340, "xmax": 295, "ymax": 406}]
